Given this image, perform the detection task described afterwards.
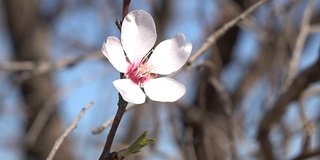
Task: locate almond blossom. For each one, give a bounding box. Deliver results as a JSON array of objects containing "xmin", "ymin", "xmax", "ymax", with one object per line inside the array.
[{"xmin": 102, "ymin": 10, "xmax": 192, "ymax": 104}]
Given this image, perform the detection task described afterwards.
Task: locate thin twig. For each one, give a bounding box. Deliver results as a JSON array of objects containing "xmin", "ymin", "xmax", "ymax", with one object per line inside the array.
[
  {"xmin": 92, "ymin": 104, "xmax": 136, "ymax": 134},
  {"xmin": 26, "ymin": 69, "xmax": 107, "ymax": 147},
  {"xmin": 46, "ymin": 102, "xmax": 94, "ymax": 160},
  {"xmin": 25, "ymin": 90, "xmax": 60, "ymax": 147},
  {"xmin": 208, "ymin": 77, "xmax": 237, "ymax": 159},
  {"xmin": 298, "ymin": 86, "xmax": 320, "ymax": 153},
  {"xmin": 257, "ymin": 57, "xmax": 320, "ymax": 160},
  {"xmin": 281, "ymin": 0, "xmax": 315, "ymax": 92},
  {"xmin": 292, "ymin": 147, "xmax": 320, "ymax": 160},
  {"xmin": 257, "ymin": 1, "xmax": 316, "ymax": 159},
  {"xmin": 98, "ymin": 1, "xmax": 131, "ymax": 159},
  {"xmin": 298, "ymin": 99, "xmax": 313, "ymax": 153},
  {"xmin": 170, "ymin": 0, "xmax": 270, "ymax": 78},
  {"xmin": 122, "ymin": 0, "xmax": 131, "ymax": 19},
  {"xmin": 200, "ymin": 60, "xmax": 237, "ymax": 160},
  {"xmin": 309, "ymin": 24, "xmax": 320, "ymax": 33},
  {"xmin": 99, "ymin": 93, "xmax": 128, "ymax": 160},
  {"xmin": 0, "ymin": 50, "xmax": 102, "ymax": 82}
]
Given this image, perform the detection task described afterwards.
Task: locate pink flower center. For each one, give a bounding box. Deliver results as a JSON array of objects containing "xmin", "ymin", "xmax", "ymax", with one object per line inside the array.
[{"xmin": 126, "ymin": 60, "xmax": 156, "ymax": 87}]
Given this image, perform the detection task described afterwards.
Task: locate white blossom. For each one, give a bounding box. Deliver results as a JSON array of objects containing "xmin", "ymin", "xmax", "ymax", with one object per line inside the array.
[{"xmin": 102, "ymin": 10, "xmax": 192, "ymax": 104}]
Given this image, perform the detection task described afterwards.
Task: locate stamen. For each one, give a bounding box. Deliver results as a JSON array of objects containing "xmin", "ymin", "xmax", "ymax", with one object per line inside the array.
[{"xmin": 125, "ymin": 49, "xmax": 158, "ymax": 87}]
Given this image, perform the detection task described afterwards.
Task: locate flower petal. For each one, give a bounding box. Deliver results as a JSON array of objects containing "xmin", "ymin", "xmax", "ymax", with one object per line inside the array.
[
  {"xmin": 148, "ymin": 33, "xmax": 192, "ymax": 75},
  {"xmin": 113, "ymin": 79, "xmax": 146, "ymax": 104},
  {"xmin": 121, "ymin": 10, "xmax": 157, "ymax": 63},
  {"xmin": 144, "ymin": 77, "xmax": 186, "ymax": 102},
  {"xmin": 102, "ymin": 36, "xmax": 127, "ymax": 73}
]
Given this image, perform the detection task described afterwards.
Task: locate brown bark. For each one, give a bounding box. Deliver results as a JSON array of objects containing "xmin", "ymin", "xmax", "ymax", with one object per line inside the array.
[
  {"xmin": 258, "ymin": 56, "xmax": 320, "ymax": 160},
  {"xmin": 182, "ymin": 0, "xmax": 245, "ymax": 159},
  {"xmin": 3, "ymin": 0, "xmax": 74, "ymax": 159}
]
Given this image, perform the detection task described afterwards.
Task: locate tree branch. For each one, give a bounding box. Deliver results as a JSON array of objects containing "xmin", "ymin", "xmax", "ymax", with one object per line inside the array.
[
  {"xmin": 170, "ymin": 0, "xmax": 270, "ymax": 78},
  {"xmin": 0, "ymin": 50, "xmax": 102, "ymax": 82},
  {"xmin": 281, "ymin": 0, "xmax": 315, "ymax": 92},
  {"xmin": 46, "ymin": 102, "xmax": 94, "ymax": 160},
  {"xmin": 292, "ymin": 147, "xmax": 320, "ymax": 160},
  {"xmin": 257, "ymin": 56, "xmax": 320, "ymax": 160},
  {"xmin": 98, "ymin": 1, "xmax": 131, "ymax": 159},
  {"xmin": 92, "ymin": 104, "xmax": 136, "ymax": 134}
]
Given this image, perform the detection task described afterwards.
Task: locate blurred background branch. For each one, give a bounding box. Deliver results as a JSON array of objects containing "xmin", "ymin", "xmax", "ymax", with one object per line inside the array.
[{"xmin": 0, "ymin": 0, "xmax": 320, "ymax": 160}]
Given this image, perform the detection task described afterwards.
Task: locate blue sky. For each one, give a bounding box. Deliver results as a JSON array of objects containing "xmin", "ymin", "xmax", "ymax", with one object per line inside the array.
[{"xmin": 0, "ymin": 0, "xmax": 320, "ymax": 159}]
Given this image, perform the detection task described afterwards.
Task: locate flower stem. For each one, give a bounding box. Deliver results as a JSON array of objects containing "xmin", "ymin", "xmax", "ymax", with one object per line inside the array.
[
  {"xmin": 98, "ymin": 0, "xmax": 131, "ymax": 159},
  {"xmin": 99, "ymin": 91, "xmax": 128, "ymax": 160},
  {"xmin": 122, "ymin": 0, "xmax": 131, "ymax": 19}
]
